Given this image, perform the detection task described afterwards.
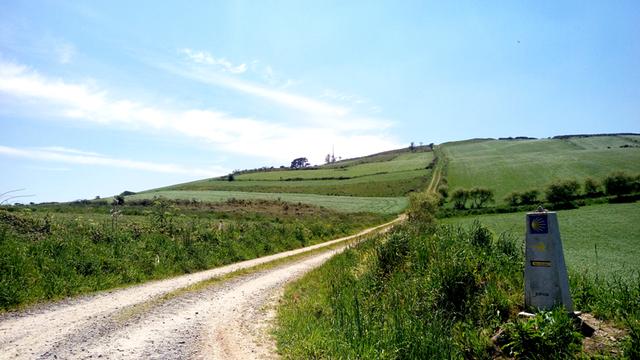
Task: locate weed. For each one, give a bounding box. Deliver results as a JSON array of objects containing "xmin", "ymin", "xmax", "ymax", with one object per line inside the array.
[{"xmin": 499, "ymin": 309, "xmax": 583, "ymax": 359}]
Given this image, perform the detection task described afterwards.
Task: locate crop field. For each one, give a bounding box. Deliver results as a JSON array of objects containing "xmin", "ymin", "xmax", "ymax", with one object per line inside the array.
[
  {"xmin": 127, "ymin": 190, "xmax": 408, "ymax": 214},
  {"xmin": 442, "ymin": 202, "xmax": 640, "ymax": 280},
  {"xmin": 443, "ymin": 136, "xmax": 640, "ymax": 204},
  {"xmin": 235, "ymin": 151, "xmax": 433, "ymax": 181},
  {"xmin": 161, "ymin": 149, "xmax": 433, "ymax": 199}
]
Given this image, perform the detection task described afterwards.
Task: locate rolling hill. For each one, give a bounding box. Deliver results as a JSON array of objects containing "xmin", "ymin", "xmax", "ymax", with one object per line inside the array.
[
  {"xmin": 131, "ymin": 147, "xmax": 435, "ymax": 214},
  {"xmin": 442, "ymin": 135, "xmax": 640, "ymax": 204}
]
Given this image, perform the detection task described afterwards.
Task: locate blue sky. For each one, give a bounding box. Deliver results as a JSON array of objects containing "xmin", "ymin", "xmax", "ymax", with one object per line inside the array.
[{"xmin": 1, "ymin": 1, "xmax": 639, "ymax": 203}]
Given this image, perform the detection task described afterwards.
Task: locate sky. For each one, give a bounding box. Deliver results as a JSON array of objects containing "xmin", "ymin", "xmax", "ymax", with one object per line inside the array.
[{"xmin": 1, "ymin": 1, "xmax": 639, "ymax": 203}]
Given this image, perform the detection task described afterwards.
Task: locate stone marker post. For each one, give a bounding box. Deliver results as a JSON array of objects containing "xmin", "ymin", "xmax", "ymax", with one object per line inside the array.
[{"xmin": 524, "ymin": 210, "xmax": 573, "ymax": 312}]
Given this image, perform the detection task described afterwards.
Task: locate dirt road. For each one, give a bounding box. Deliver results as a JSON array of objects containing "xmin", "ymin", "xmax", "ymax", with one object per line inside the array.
[{"xmin": 0, "ymin": 217, "xmax": 401, "ymax": 359}]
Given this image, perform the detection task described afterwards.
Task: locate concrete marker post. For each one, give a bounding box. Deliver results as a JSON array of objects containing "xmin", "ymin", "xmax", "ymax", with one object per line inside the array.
[{"xmin": 524, "ymin": 209, "xmax": 573, "ymax": 312}]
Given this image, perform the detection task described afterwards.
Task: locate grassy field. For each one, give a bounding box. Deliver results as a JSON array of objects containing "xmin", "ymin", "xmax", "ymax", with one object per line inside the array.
[
  {"xmin": 442, "ymin": 202, "xmax": 640, "ymax": 280},
  {"xmin": 0, "ymin": 199, "xmax": 390, "ymax": 311},
  {"xmin": 443, "ymin": 136, "xmax": 640, "ymax": 204},
  {"xmin": 162, "ymin": 168, "xmax": 431, "ymax": 198},
  {"xmin": 127, "ymin": 190, "xmax": 408, "ymax": 214},
  {"xmin": 160, "ymin": 149, "xmax": 433, "ymax": 199},
  {"xmin": 235, "ymin": 152, "xmax": 433, "ymax": 181}
]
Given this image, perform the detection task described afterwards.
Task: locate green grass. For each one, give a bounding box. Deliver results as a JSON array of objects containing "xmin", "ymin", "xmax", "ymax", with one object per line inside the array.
[
  {"xmin": 162, "ymin": 168, "xmax": 431, "ymax": 198},
  {"xmin": 443, "ymin": 136, "xmax": 640, "ymax": 204},
  {"xmin": 128, "ymin": 190, "xmax": 408, "ymax": 214},
  {"xmin": 441, "ymin": 202, "xmax": 640, "ymax": 280},
  {"xmin": 275, "ymin": 198, "xmax": 640, "ymax": 358},
  {"xmin": 160, "ymin": 149, "xmax": 433, "ymax": 198},
  {"xmin": 235, "ymin": 151, "xmax": 433, "ymax": 181},
  {"xmin": 0, "ymin": 200, "xmax": 390, "ymax": 311}
]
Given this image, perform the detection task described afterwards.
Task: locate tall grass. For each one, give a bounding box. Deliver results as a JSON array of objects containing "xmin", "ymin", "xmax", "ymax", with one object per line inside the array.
[
  {"xmin": 0, "ymin": 201, "xmax": 388, "ymax": 311},
  {"xmin": 275, "ymin": 199, "xmax": 640, "ymax": 358}
]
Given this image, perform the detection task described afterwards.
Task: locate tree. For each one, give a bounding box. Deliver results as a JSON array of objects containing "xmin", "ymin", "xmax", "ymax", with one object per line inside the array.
[
  {"xmin": 520, "ymin": 190, "xmax": 539, "ymax": 205},
  {"xmin": 545, "ymin": 180, "xmax": 580, "ymax": 204},
  {"xmin": 227, "ymin": 173, "xmax": 235, "ymax": 181},
  {"xmin": 290, "ymin": 157, "xmax": 309, "ymax": 169},
  {"xmin": 325, "ymin": 154, "xmax": 331, "ymax": 164},
  {"xmin": 450, "ymin": 188, "xmax": 469, "ymax": 209},
  {"xmin": 112, "ymin": 194, "xmax": 125, "ymax": 206},
  {"xmin": 409, "ymin": 142, "xmax": 416, "ymax": 152},
  {"xmin": 468, "ymin": 187, "xmax": 494, "ymax": 208},
  {"xmin": 603, "ymin": 172, "xmax": 636, "ymax": 197}
]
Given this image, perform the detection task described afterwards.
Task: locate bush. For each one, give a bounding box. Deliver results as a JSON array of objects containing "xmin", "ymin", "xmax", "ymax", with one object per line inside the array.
[
  {"xmin": 499, "ymin": 308, "xmax": 583, "ymax": 359},
  {"xmin": 583, "ymin": 178, "xmax": 601, "ymax": 197},
  {"xmin": 468, "ymin": 187, "xmax": 494, "ymax": 208},
  {"xmin": 519, "ymin": 190, "xmax": 539, "ymax": 205},
  {"xmin": 504, "ymin": 192, "xmax": 520, "ymax": 207},
  {"xmin": 603, "ymin": 172, "xmax": 637, "ymax": 197},
  {"xmin": 407, "ymin": 192, "xmax": 438, "ymax": 231},
  {"xmin": 545, "ymin": 180, "xmax": 580, "ymax": 204},
  {"xmin": 450, "ymin": 188, "xmax": 468, "ymax": 210}
]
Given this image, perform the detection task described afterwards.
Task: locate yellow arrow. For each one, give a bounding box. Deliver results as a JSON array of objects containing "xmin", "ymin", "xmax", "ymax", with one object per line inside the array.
[{"xmin": 532, "ymin": 242, "xmax": 546, "ymax": 252}]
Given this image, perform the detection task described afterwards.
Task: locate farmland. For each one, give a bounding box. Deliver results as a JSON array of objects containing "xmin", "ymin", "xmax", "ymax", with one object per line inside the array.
[
  {"xmin": 442, "ymin": 202, "xmax": 640, "ymax": 280},
  {"xmin": 159, "ymin": 149, "xmax": 433, "ymax": 199},
  {"xmin": 442, "ymin": 135, "xmax": 640, "ymax": 204},
  {"xmin": 127, "ymin": 190, "xmax": 407, "ymax": 214},
  {"xmin": 129, "ymin": 149, "xmax": 433, "ymax": 214}
]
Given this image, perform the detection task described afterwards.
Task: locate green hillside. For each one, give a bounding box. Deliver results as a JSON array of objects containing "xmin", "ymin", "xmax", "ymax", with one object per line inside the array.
[
  {"xmin": 135, "ymin": 148, "xmax": 433, "ymax": 214},
  {"xmin": 443, "ymin": 135, "xmax": 640, "ymax": 204}
]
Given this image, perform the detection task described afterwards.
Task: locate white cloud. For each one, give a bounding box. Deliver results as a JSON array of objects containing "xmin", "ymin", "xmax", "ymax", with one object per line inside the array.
[
  {"xmin": 179, "ymin": 48, "xmax": 247, "ymax": 74},
  {"xmin": 0, "ymin": 60, "xmax": 401, "ymax": 165},
  {"xmin": 0, "ymin": 145, "xmax": 225, "ymax": 176},
  {"xmin": 34, "ymin": 146, "xmax": 104, "ymax": 157},
  {"xmin": 160, "ymin": 62, "xmax": 351, "ymax": 119}
]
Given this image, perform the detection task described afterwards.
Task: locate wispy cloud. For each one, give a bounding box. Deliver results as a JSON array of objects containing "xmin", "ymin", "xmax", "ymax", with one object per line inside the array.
[
  {"xmin": 162, "ymin": 62, "xmax": 350, "ymax": 118},
  {"xmin": 0, "ymin": 145, "xmax": 225, "ymax": 176},
  {"xmin": 0, "ymin": 59, "xmax": 400, "ymax": 164},
  {"xmin": 179, "ymin": 48, "xmax": 247, "ymax": 74},
  {"xmin": 34, "ymin": 146, "xmax": 104, "ymax": 157},
  {"xmin": 53, "ymin": 39, "xmax": 76, "ymax": 64}
]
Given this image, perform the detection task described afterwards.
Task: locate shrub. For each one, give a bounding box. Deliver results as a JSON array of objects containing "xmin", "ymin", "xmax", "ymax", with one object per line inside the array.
[
  {"xmin": 468, "ymin": 187, "xmax": 494, "ymax": 208},
  {"xmin": 545, "ymin": 180, "xmax": 580, "ymax": 204},
  {"xmin": 583, "ymin": 177, "xmax": 601, "ymax": 197},
  {"xmin": 450, "ymin": 188, "xmax": 469, "ymax": 210},
  {"xmin": 519, "ymin": 190, "xmax": 539, "ymax": 205},
  {"xmin": 407, "ymin": 192, "xmax": 438, "ymax": 231},
  {"xmin": 504, "ymin": 192, "xmax": 520, "ymax": 207},
  {"xmin": 603, "ymin": 171, "xmax": 637, "ymax": 197},
  {"xmin": 112, "ymin": 195, "xmax": 125, "ymax": 206},
  {"xmin": 499, "ymin": 308, "xmax": 583, "ymax": 359},
  {"xmin": 437, "ymin": 184, "xmax": 449, "ymax": 199}
]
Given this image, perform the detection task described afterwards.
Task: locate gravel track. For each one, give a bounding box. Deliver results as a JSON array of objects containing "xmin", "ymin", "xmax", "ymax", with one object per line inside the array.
[{"xmin": 0, "ymin": 217, "xmax": 401, "ymax": 359}]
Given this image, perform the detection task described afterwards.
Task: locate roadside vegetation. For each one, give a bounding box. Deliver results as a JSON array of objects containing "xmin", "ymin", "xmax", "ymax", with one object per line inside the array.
[
  {"xmin": 275, "ymin": 195, "xmax": 640, "ymax": 358},
  {"xmin": 0, "ymin": 198, "xmax": 390, "ymax": 311}
]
